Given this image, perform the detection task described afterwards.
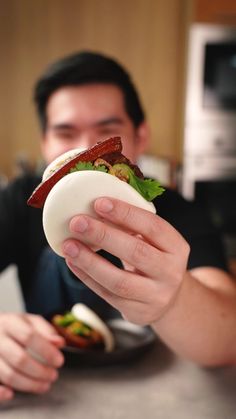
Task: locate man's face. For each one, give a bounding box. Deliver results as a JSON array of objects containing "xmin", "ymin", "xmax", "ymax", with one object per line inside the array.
[{"xmin": 41, "ymin": 83, "xmax": 149, "ymax": 164}]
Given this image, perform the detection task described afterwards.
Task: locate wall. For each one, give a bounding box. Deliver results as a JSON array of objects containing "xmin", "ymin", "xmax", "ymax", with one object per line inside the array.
[
  {"xmin": 193, "ymin": 0, "xmax": 236, "ymax": 24},
  {"xmin": 0, "ymin": 266, "xmax": 24, "ymax": 312},
  {"xmin": 0, "ymin": 0, "xmax": 191, "ymax": 177}
]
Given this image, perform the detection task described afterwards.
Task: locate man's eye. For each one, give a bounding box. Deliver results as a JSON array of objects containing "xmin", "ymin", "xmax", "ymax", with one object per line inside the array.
[{"xmin": 56, "ymin": 131, "xmax": 75, "ymax": 139}]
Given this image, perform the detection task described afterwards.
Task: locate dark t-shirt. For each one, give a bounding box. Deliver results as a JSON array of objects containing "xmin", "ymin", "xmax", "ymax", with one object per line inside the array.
[{"xmin": 0, "ymin": 174, "xmax": 228, "ymax": 317}]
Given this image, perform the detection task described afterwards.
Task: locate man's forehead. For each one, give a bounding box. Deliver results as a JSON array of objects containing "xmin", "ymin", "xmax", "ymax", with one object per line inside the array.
[
  {"xmin": 47, "ymin": 84, "xmax": 124, "ymax": 112},
  {"xmin": 46, "ymin": 85, "xmax": 128, "ymax": 126},
  {"xmin": 47, "ymin": 84, "xmax": 124, "ymax": 106}
]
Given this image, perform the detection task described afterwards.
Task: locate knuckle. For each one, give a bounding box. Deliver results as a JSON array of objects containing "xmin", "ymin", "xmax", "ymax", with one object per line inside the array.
[
  {"xmin": 183, "ymin": 240, "xmax": 190, "ymax": 258},
  {"xmin": 113, "ymin": 277, "xmax": 131, "ymax": 298},
  {"xmin": 94, "ymin": 224, "xmax": 107, "ymax": 245},
  {"xmin": 121, "ymin": 205, "xmax": 134, "ymax": 225},
  {"xmin": 21, "ymin": 327, "xmax": 34, "ymax": 346},
  {"xmin": 14, "ymin": 352, "xmax": 27, "ymax": 369},
  {"xmin": 150, "ymin": 217, "xmax": 164, "ymax": 237},
  {"xmin": 131, "ymin": 239, "xmax": 149, "ymax": 264},
  {"xmin": 177, "ymin": 235, "xmax": 190, "ymax": 258}
]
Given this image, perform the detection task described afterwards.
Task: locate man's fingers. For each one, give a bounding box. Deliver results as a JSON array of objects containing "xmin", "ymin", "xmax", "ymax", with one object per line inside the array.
[
  {"xmin": 67, "ymin": 213, "xmax": 188, "ymax": 280},
  {"xmin": 64, "ymin": 241, "xmax": 157, "ymax": 302},
  {"xmin": 67, "ymin": 262, "xmax": 123, "ymax": 306},
  {"xmin": 0, "ymin": 359, "xmax": 51, "ymax": 394},
  {"xmin": 0, "ymin": 336, "xmax": 58, "ymax": 382},
  {"xmin": 94, "ymin": 197, "xmax": 184, "ymax": 252},
  {"xmin": 4, "ymin": 316, "xmax": 64, "ymax": 368},
  {"xmin": 67, "ymin": 262, "xmax": 160, "ymax": 325}
]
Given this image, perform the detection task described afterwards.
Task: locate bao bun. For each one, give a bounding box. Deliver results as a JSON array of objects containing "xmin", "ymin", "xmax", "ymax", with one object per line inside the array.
[
  {"xmin": 72, "ymin": 303, "xmax": 114, "ymax": 352},
  {"xmin": 43, "ymin": 165, "xmax": 156, "ymax": 257}
]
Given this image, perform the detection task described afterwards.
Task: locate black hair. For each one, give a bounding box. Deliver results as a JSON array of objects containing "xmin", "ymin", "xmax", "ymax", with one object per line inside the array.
[{"xmin": 34, "ymin": 50, "xmax": 145, "ymax": 131}]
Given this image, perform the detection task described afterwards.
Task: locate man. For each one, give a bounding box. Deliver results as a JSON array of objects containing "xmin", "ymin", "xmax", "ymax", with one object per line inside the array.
[{"xmin": 0, "ymin": 51, "xmax": 236, "ymax": 401}]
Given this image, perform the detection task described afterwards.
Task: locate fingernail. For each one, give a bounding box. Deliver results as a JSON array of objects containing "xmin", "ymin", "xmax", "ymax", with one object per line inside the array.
[
  {"xmin": 96, "ymin": 198, "xmax": 113, "ymax": 213},
  {"xmin": 63, "ymin": 242, "xmax": 79, "ymax": 258},
  {"xmin": 72, "ymin": 216, "xmax": 88, "ymax": 233}
]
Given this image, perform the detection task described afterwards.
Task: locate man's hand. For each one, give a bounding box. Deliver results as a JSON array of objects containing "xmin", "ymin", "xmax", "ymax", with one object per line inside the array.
[
  {"xmin": 61, "ymin": 197, "xmax": 236, "ymax": 366},
  {"xmin": 62, "ymin": 197, "xmax": 190, "ymax": 325},
  {"xmin": 0, "ymin": 313, "xmax": 65, "ymax": 401}
]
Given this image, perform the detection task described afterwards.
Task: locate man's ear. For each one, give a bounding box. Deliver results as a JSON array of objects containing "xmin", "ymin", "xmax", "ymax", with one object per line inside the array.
[{"xmin": 135, "ymin": 121, "xmax": 150, "ymax": 158}]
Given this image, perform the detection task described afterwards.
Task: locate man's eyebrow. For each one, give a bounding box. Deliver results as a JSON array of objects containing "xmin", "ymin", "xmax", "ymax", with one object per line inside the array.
[
  {"xmin": 92, "ymin": 117, "xmax": 124, "ymax": 127},
  {"xmin": 50, "ymin": 123, "xmax": 76, "ymax": 130},
  {"xmin": 50, "ymin": 117, "xmax": 124, "ymax": 131}
]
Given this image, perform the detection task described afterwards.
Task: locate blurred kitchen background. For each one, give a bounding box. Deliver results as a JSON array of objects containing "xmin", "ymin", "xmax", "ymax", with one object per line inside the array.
[{"xmin": 0, "ymin": 0, "xmax": 236, "ymax": 308}]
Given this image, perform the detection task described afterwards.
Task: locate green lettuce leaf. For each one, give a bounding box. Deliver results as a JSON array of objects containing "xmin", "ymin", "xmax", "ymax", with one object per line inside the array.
[
  {"xmin": 129, "ymin": 173, "xmax": 165, "ymax": 201},
  {"xmin": 112, "ymin": 164, "xmax": 165, "ymax": 201}
]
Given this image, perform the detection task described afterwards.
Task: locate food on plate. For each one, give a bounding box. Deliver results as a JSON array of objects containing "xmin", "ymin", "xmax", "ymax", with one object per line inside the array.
[
  {"xmin": 27, "ymin": 137, "xmax": 164, "ymax": 256},
  {"xmin": 51, "ymin": 303, "xmax": 115, "ymax": 352}
]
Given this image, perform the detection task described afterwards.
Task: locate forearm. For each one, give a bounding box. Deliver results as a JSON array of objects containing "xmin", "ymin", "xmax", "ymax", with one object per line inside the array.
[{"xmin": 152, "ymin": 269, "xmax": 236, "ymax": 366}]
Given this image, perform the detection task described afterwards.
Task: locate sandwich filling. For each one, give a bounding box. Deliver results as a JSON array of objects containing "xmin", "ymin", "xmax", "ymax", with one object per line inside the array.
[
  {"xmin": 68, "ymin": 154, "xmax": 164, "ymax": 202},
  {"xmin": 27, "ymin": 137, "xmax": 164, "ymax": 208}
]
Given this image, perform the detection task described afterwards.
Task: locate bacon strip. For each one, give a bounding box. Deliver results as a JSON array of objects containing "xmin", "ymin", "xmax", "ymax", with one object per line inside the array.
[{"xmin": 27, "ymin": 137, "xmax": 122, "ymax": 208}]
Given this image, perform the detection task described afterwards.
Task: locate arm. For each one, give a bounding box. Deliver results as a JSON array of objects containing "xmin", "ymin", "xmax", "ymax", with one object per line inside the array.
[
  {"xmin": 153, "ymin": 267, "xmax": 236, "ymax": 366},
  {"xmin": 61, "ymin": 197, "xmax": 236, "ymax": 367}
]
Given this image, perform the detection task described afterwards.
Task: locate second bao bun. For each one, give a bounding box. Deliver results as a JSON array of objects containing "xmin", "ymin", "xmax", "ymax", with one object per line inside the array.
[{"xmin": 43, "ymin": 170, "xmax": 156, "ymax": 256}]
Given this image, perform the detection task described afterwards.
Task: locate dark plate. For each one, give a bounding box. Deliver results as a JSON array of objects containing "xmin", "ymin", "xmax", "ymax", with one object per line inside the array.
[{"xmin": 60, "ymin": 318, "xmax": 157, "ymax": 367}]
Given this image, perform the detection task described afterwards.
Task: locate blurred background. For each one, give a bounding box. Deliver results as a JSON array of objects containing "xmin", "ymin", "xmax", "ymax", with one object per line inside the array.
[
  {"xmin": 0, "ymin": 0, "xmax": 236, "ymax": 307},
  {"xmin": 0, "ymin": 0, "xmax": 191, "ymax": 176}
]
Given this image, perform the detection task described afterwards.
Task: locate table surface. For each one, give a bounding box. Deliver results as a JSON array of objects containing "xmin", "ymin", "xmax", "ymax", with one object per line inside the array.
[{"xmin": 1, "ymin": 338, "xmax": 236, "ymax": 419}]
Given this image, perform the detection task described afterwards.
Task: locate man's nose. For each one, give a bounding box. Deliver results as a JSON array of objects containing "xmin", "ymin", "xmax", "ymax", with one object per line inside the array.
[{"xmin": 74, "ymin": 133, "xmax": 98, "ymax": 151}]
